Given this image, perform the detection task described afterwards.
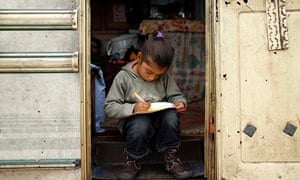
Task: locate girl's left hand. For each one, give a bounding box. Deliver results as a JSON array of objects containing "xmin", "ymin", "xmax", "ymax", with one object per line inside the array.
[{"xmin": 174, "ymin": 101, "xmax": 186, "ymax": 113}]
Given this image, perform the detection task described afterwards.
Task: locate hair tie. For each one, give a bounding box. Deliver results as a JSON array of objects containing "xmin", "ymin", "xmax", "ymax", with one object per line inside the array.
[{"xmin": 156, "ymin": 31, "xmax": 164, "ymax": 38}]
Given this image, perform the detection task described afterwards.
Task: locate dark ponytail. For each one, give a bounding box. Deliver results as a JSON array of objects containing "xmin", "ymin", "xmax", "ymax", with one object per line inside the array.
[{"xmin": 141, "ymin": 31, "xmax": 174, "ymax": 68}]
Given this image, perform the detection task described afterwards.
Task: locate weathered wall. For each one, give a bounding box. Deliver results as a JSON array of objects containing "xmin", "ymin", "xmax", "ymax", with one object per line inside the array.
[{"xmin": 216, "ymin": 0, "xmax": 300, "ymax": 179}]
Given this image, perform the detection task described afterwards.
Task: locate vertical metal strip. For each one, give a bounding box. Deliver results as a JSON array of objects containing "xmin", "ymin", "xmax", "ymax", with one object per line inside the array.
[{"xmin": 266, "ymin": 0, "xmax": 288, "ymax": 51}]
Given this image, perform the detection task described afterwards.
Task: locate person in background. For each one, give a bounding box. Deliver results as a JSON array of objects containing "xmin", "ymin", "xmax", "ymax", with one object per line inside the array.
[{"xmin": 105, "ymin": 31, "xmax": 193, "ymax": 179}]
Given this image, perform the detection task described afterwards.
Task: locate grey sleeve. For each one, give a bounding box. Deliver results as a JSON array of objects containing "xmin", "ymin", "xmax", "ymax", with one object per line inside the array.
[
  {"xmin": 165, "ymin": 74, "xmax": 187, "ymax": 107},
  {"xmin": 104, "ymin": 72, "xmax": 135, "ymax": 119}
]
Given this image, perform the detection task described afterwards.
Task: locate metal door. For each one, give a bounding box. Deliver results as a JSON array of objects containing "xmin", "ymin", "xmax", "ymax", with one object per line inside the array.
[
  {"xmin": 0, "ymin": 0, "xmax": 88, "ymax": 179},
  {"xmin": 215, "ymin": 0, "xmax": 300, "ymax": 179}
]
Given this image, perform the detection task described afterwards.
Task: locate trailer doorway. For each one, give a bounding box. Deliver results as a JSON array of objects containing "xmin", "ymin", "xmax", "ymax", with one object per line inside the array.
[{"xmin": 89, "ymin": 0, "xmax": 214, "ymax": 179}]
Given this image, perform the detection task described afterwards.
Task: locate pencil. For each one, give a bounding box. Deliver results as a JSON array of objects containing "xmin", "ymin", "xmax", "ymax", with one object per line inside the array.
[{"xmin": 133, "ymin": 92, "xmax": 145, "ymax": 102}]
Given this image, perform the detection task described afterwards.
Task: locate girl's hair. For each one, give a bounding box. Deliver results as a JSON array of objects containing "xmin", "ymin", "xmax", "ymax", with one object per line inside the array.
[{"xmin": 141, "ymin": 31, "xmax": 174, "ymax": 68}]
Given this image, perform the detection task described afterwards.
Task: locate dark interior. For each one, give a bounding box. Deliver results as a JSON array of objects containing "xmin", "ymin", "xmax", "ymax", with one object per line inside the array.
[{"xmin": 90, "ymin": 0, "xmax": 206, "ymax": 179}]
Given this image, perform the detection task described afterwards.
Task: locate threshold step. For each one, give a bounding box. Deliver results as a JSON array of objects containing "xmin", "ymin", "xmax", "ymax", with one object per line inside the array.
[{"xmin": 92, "ymin": 161, "xmax": 205, "ymax": 180}]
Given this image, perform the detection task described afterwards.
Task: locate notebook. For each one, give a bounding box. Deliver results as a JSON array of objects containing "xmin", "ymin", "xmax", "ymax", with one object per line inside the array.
[{"xmin": 133, "ymin": 102, "xmax": 176, "ymax": 115}]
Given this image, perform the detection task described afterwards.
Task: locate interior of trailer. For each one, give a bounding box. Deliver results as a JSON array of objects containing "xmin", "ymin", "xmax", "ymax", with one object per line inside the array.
[{"xmin": 90, "ymin": 0, "xmax": 206, "ymax": 179}]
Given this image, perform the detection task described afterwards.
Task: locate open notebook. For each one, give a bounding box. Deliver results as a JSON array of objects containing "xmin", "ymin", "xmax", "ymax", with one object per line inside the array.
[{"xmin": 133, "ymin": 102, "xmax": 176, "ymax": 115}]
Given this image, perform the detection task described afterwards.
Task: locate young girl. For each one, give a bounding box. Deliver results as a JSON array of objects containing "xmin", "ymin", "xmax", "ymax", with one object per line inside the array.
[{"xmin": 105, "ymin": 31, "xmax": 192, "ymax": 179}]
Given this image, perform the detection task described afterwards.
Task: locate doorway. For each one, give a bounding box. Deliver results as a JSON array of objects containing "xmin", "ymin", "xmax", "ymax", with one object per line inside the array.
[{"xmin": 89, "ymin": 0, "xmax": 211, "ymax": 179}]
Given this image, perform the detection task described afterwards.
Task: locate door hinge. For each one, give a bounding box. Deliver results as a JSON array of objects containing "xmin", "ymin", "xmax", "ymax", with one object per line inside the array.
[
  {"xmin": 266, "ymin": 0, "xmax": 288, "ymax": 50},
  {"xmin": 209, "ymin": 116, "xmax": 215, "ymax": 139}
]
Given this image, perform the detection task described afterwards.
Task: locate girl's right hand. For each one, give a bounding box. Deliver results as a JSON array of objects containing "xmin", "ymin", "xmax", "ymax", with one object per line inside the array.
[{"xmin": 134, "ymin": 101, "xmax": 150, "ymax": 113}]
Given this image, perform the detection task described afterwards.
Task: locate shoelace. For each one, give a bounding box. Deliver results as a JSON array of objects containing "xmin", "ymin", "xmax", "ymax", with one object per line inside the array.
[
  {"xmin": 166, "ymin": 157, "xmax": 184, "ymax": 171},
  {"xmin": 124, "ymin": 160, "xmax": 141, "ymax": 170}
]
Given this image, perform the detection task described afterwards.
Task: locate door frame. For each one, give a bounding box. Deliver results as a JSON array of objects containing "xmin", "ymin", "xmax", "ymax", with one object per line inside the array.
[
  {"xmin": 83, "ymin": 0, "xmax": 217, "ymax": 179},
  {"xmin": 80, "ymin": 0, "xmax": 91, "ymax": 179},
  {"xmin": 204, "ymin": 0, "xmax": 217, "ymax": 179}
]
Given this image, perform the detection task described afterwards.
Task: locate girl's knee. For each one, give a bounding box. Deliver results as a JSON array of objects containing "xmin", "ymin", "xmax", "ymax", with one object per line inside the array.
[
  {"xmin": 126, "ymin": 116, "xmax": 154, "ymax": 137},
  {"xmin": 160, "ymin": 109, "xmax": 179, "ymax": 127}
]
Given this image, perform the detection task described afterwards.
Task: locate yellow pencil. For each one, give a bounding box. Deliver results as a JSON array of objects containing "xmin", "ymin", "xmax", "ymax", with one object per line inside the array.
[{"xmin": 133, "ymin": 92, "xmax": 145, "ymax": 102}]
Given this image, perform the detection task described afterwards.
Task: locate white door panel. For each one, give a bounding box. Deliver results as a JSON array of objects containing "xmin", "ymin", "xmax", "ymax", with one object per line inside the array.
[
  {"xmin": 240, "ymin": 11, "xmax": 300, "ymax": 162},
  {"xmin": 216, "ymin": 0, "xmax": 300, "ymax": 179}
]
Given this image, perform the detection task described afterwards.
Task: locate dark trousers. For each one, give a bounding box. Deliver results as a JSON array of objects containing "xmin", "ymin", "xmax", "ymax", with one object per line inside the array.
[{"xmin": 122, "ymin": 109, "xmax": 181, "ymax": 159}]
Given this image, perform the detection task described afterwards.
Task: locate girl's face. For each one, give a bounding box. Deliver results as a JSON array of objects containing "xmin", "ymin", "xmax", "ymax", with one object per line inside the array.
[{"xmin": 135, "ymin": 56, "xmax": 168, "ymax": 81}]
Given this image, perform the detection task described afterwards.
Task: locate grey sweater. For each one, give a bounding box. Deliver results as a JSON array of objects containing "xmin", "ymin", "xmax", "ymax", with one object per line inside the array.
[{"xmin": 105, "ymin": 61, "xmax": 187, "ymax": 120}]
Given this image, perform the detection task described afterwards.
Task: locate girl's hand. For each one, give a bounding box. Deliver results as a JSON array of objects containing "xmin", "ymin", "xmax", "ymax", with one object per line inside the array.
[
  {"xmin": 174, "ymin": 101, "xmax": 186, "ymax": 113},
  {"xmin": 134, "ymin": 101, "xmax": 151, "ymax": 113}
]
